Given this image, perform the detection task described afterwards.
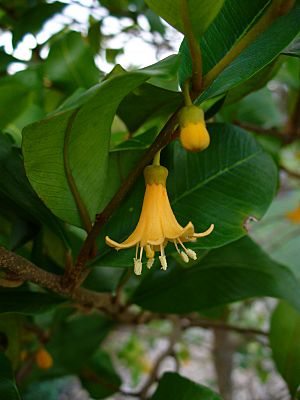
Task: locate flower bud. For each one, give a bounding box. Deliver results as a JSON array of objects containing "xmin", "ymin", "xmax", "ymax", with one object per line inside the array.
[
  {"xmin": 35, "ymin": 348, "xmax": 53, "ymax": 369},
  {"xmin": 178, "ymin": 105, "xmax": 210, "ymax": 152}
]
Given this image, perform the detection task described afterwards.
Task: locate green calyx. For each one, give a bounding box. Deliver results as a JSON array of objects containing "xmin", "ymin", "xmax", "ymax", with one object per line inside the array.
[
  {"xmin": 178, "ymin": 105, "xmax": 205, "ymax": 128},
  {"xmin": 144, "ymin": 165, "xmax": 168, "ymax": 185}
]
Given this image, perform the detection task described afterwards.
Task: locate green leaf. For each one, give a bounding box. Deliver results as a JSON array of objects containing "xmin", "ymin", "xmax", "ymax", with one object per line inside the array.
[
  {"xmin": 0, "ymin": 78, "xmax": 31, "ymax": 130},
  {"xmin": 132, "ymin": 237, "xmax": 300, "ymax": 313},
  {"xmin": 80, "ymin": 349, "xmax": 121, "ymax": 399},
  {"xmin": 11, "ymin": 2, "xmax": 66, "ymax": 47},
  {"xmin": 145, "ymin": 0, "xmax": 224, "ymax": 37},
  {"xmin": 0, "ymin": 133, "xmax": 69, "ymax": 247},
  {"xmin": 282, "ymin": 36, "xmax": 300, "ymax": 58},
  {"xmin": 48, "ymin": 312, "xmax": 113, "ymax": 373},
  {"xmin": 0, "ymin": 315, "xmax": 23, "ymax": 369},
  {"xmin": 0, "ymin": 352, "xmax": 21, "ymax": 400},
  {"xmin": 168, "ymin": 124, "xmax": 277, "ymax": 248},
  {"xmin": 0, "ymin": 292, "xmax": 64, "ymax": 315},
  {"xmin": 117, "ymin": 82, "xmax": 181, "ymax": 133},
  {"xmin": 251, "ymin": 189, "xmax": 300, "ymax": 279},
  {"xmin": 97, "ymin": 123, "xmax": 277, "ymax": 265},
  {"xmin": 150, "ymin": 372, "xmax": 221, "ymax": 400},
  {"xmin": 197, "ymin": 0, "xmax": 300, "ymax": 102},
  {"xmin": 23, "ymin": 59, "xmax": 178, "ymax": 228},
  {"xmin": 270, "ymin": 301, "xmax": 300, "ymax": 396},
  {"xmin": 45, "ymin": 31, "xmax": 100, "ymax": 92},
  {"xmin": 179, "ymin": 0, "xmax": 271, "ymax": 85}
]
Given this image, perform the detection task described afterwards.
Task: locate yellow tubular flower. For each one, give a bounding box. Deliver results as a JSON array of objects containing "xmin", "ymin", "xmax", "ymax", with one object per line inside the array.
[
  {"xmin": 105, "ymin": 164, "xmax": 214, "ymax": 275},
  {"xmin": 179, "ymin": 105, "xmax": 210, "ymax": 152}
]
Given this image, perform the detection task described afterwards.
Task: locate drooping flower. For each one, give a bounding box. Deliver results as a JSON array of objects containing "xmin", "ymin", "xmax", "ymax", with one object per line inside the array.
[
  {"xmin": 105, "ymin": 162, "xmax": 214, "ymax": 275},
  {"xmin": 178, "ymin": 105, "xmax": 210, "ymax": 152}
]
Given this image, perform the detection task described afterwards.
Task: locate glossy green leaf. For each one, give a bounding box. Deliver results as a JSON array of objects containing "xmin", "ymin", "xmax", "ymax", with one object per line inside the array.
[
  {"xmin": 0, "ymin": 292, "xmax": 64, "ymax": 315},
  {"xmin": 145, "ymin": 0, "xmax": 224, "ymax": 37},
  {"xmin": 270, "ymin": 301, "xmax": 300, "ymax": 396},
  {"xmin": 45, "ymin": 31, "xmax": 100, "ymax": 92},
  {"xmin": 81, "ymin": 349, "xmax": 121, "ymax": 399},
  {"xmin": 23, "ymin": 59, "xmax": 177, "ymax": 227},
  {"xmin": 0, "ymin": 352, "xmax": 21, "ymax": 400},
  {"xmin": 96, "ymin": 123, "xmax": 277, "ymax": 266},
  {"xmin": 197, "ymin": 0, "xmax": 300, "ymax": 102},
  {"xmin": 132, "ymin": 237, "xmax": 300, "ymax": 313},
  {"xmin": 150, "ymin": 372, "xmax": 221, "ymax": 400},
  {"xmin": 167, "ymin": 124, "xmax": 277, "ymax": 248},
  {"xmin": 179, "ymin": 0, "xmax": 271, "ymax": 85}
]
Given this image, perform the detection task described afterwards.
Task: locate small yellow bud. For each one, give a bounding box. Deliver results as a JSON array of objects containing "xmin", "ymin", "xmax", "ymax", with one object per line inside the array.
[
  {"xmin": 35, "ymin": 348, "xmax": 53, "ymax": 369},
  {"xmin": 178, "ymin": 105, "xmax": 210, "ymax": 152}
]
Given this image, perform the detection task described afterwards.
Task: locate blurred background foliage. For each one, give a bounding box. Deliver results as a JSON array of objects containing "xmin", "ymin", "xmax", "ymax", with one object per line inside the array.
[{"xmin": 0, "ymin": 0, "xmax": 300, "ymax": 399}]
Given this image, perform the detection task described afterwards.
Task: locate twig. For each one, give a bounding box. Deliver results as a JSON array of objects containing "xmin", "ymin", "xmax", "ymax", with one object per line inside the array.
[
  {"xmin": 184, "ymin": 318, "xmax": 268, "ymax": 337},
  {"xmin": 180, "ymin": 0, "xmax": 202, "ymax": 94},
  {"xmin": 281, "ymin": 165, "xmax": 300, "ymax": 179},
  {"xmin": 234, "ymin": 121, "xmax": 294, "ymax": 143},
  {"xmin": 137, "ymin": 319, "xmax": 181, "ymax": 399},
  {"xmin": 0, "ymin": 247, "xmax": 270, "ymax": 340}
]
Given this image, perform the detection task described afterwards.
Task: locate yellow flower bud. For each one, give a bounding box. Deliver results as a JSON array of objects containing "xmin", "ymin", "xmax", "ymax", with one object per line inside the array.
[
  {"xmin": 178, "ymin": 105, "xmax": 210, "ymax": 152},
  {"xmin": 35, "ymin": 348, "xmax": 53, "ymax": 369}
]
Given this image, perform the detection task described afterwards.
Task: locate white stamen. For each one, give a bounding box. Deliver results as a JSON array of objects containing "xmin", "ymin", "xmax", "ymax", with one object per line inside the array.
[
  {"xmin": 186, "ymin": 248, "xmax": 197, "ymax": 260},
  {"xmin": 135, "ymin": 244, "xmax": 139, "ymax": 259},
  {"xmin": 159, "ymin": 255, "xmax": 168, "ymax": 270},
  {"xmin": 174, "ymin": 240, "xmax": 181, "ymax": 254},
  {"xmin": 147, "ymin": 258, "xmax": 154, "ymax": 269},
  {"xmin": 134, "ymin": 258, "xmax": 142, "ymax": 275},
  {"xmin": 139, "ymin": 246, "xmax": 144, "ymax": 261},
  {"xmin": 180, "ymin": 251, "xmax": 189, "ymax": 263}
]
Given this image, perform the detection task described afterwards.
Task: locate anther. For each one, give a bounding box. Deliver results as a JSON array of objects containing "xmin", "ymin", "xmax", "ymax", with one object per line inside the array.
[
  {"xmin": 180, "ymin": 251, "xmax": 189, "ymax": 263},
  {"xmin": 159, "ymin": 255, "xmax": 167, "ymax": 270},
  {"xmin": 134, "ymin": 258, "xmax": 142, "ymax": 275},
  {"xmin": 185, "ymin": 248, "xmax": 197, "ymax": 260}
]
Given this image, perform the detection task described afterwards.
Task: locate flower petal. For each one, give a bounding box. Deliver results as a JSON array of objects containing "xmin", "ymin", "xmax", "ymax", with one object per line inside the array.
[{"xmin": 193, "ymin": 223, "xmax": 214, "ymax": 238}]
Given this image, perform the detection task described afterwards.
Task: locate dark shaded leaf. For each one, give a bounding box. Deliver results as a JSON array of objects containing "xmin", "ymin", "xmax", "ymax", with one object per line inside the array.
[
  {"xmin": 0, "ymin": 352, "xmax": 20, "ymax": 400},
  {"xmin": 270, "ymin": 301, "xmax": 300, "ymax": 396},
  {"xmin": 0, "ymin": 292, "xmax": 65, "ymax": 315},
  {"xmin": 132, "ymin": 237, "xmax": 300, "ymax": 313},
  {"xmin": 150, "ymin": 372, "xmax": 221, "ymax": 400}
]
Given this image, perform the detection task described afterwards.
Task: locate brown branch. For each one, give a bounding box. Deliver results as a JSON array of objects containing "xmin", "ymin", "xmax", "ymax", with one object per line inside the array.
[
  {"xmin": 0, "ymin": 247, "xmax": 269, "ymax": 341},
  {"xmin": 281, "ymin": 165, "xmax": 300, "ymax": 179},
  {"xmin": 132, "ymin": 319, "xmax": 181, "ymax": 399},
  {"xmin": 180, "ymin": 0, "xmax": 203, "ymax": 94},
  {"xmin": 182, "ymin": 316, "xmax": 268, "ymax": 337},
  {"xmin": 234, "ymin": 120, "xmax": 294, "ymax": 143},
  {"xmin": 285, "ymin": 87, "xmax": 300, "ymax": 137},
  {"xmin": 0, "ymin": 246, "xmax": 112, "ymax": 311}
]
